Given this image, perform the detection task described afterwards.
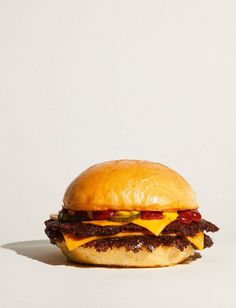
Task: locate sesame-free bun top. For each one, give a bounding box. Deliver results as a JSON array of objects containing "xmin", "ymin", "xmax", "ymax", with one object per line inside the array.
[{"xmin": 63, "ymin": 160, "xmax": 199, "ymax": 211}]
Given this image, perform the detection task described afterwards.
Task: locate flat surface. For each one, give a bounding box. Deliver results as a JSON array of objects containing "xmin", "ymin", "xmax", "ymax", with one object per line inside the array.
[{"xmin": 0, "ymin": 240, "xmax": 235, "ymax": 308}]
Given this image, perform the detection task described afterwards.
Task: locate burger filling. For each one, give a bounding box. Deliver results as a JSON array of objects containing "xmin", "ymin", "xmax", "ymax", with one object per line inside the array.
[{"xmin": 45, "ymin": 209, "xmax": 219, "ymax": 253}]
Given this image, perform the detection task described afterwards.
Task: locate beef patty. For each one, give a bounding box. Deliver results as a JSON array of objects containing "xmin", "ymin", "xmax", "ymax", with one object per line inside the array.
[
  {"xmin": 44, "ymin": 218, "xmax": 218, "ymax": 251},
  {"xmin": 84, "ymin": 234, "xmax": 213, "ymax": 253}
]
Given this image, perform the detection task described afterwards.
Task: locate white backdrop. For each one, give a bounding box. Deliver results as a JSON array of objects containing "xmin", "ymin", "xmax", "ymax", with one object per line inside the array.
[{"xmin": 0, "ymin": 1, "xmax": 236, "ymax": 307}]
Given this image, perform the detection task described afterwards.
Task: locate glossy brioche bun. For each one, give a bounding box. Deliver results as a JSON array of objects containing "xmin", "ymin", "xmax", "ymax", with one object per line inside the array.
[
  {"xmin": 63, "ymin": 160, "xmax": 198, "ymax": 211},
  {"xmin": 57, "ymin": 242, "xmax": 194, "ymax": 267}
]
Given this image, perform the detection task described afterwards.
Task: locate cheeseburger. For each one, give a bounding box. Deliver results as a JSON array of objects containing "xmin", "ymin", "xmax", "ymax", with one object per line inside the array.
[{"xmin": 45, "ymin": 160, "xmax": 219, "ymax": 267}]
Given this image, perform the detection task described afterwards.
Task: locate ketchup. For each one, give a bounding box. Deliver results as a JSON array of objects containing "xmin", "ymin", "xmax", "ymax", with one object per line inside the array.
[
  {"xmin": 177, "ymin": 210, "xmax": 201, "ymax": 224},
  {"xmin": 141, "ymin": 211, "xmax": 163, "ymax": 220},
  {"xmin": 92, "ymin": 210, "xmax": 116, "ymax": 220}
]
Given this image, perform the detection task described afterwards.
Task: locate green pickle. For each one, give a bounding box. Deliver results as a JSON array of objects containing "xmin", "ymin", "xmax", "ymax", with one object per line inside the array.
[
  {"xmin": 58, "ymin": 212, "xmax": 69, "ymax": 221},
  {"xmin": 109, "ymin": 211, "xmax": 140, "ymax": 222},
  {"xmin": 58, "ymin": 212, "xmax": 75, "ymax": 222}
]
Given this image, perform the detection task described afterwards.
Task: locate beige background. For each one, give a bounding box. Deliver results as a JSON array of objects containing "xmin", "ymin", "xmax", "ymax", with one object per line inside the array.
[{"xmin": 0, "ymin": 1, "xmax": 236, "ymax": 307}]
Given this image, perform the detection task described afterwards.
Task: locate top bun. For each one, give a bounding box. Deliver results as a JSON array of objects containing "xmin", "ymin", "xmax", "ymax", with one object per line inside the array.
[{"xmin": 63, "ymin": 160, "xmax": 199, "ymax": 211}]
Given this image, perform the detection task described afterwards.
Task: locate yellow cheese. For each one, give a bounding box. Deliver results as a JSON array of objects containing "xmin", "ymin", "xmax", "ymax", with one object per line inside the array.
[
  {"xmin": 63, "ymin": 234, "xmax": 99, "ymax": 251},
  {"xmin": 187, "ymin": 232, "xmax": 204, "ymax": 250},
  {"xmin": 63, "ymin": 213, "xmax": 205, "ymax": 252},
  {"xmin": 132, "ymin": 212, "xmax": 178, "ymax": 236},
  {"xmin": 63, "ymin": 232, "xmax": 146, "ymax": 251},
  {"xmin": 82, "ymin": 212, "xmax": 178, "ymax": 235},
  {"xmin": 82, "ymin": 220, "xmax": 127, "ymax": 226}
]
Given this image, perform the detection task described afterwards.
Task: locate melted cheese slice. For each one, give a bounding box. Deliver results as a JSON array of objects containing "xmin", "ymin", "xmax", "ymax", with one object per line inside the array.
[
  {"xmin": 62, "ymin": 212, "xmax": 205, "ymax": 252},
  {"xmin": 82, "ymin": 212, "xmax": 178, "ymax": 236},
  {"xmin": 132, "ymin": 212, "xmax": 178, "ymax": 236},
  {"xmin": 63, "ymin": 232, "xmax": 146, "ymax": 251},
  {"xmin": 187, "ymin": 232, "xmax": 204, "ymax": 250},
  {"xmin": 82, "ymin": 220, "xmax": 126, "ymax": 226}
]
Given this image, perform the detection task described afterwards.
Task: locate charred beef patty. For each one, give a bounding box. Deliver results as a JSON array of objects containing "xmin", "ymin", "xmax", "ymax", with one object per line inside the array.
[
  {"xmin": 45, "ymin": 219, "xmax": 218, "ymax": 250},
  {"xmin": 45, "ymin": 219, "xmax": 218, "ymax": 238},
  {"xmin": 84, "ymin": 234, "xmax": 213, "ymax": 253}
]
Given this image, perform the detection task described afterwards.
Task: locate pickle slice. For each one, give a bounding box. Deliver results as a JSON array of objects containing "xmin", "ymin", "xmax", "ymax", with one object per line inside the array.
[
  {"xmin": 58, "ymin": 211, "xmax": 76, "ymax": 222},
  {"xmin": 58, "ymin": 212, "xmax": 69, "ymax": 221},
  {"xmin": 109, "ymin": 211, "xmax": 140, "ymax": 222}
]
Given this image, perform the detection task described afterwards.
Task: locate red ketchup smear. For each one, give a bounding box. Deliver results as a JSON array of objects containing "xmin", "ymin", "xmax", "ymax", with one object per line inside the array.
[
  {"xmin": 177, "ymin": 210, "xmax": 202, "ymax": 224},
  {"xmin": 141, "ymin": 211, "xmax": 164, "ymax": 220},
  {"xmin": 92, "ymin": 210, "xmax": 116, "ymax": 220}
]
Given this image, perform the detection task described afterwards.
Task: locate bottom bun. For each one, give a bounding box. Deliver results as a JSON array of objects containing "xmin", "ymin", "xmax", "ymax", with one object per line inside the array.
[{"xmin": 57, "ymin": 242, "xmax": 194, "ymax": 267}]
